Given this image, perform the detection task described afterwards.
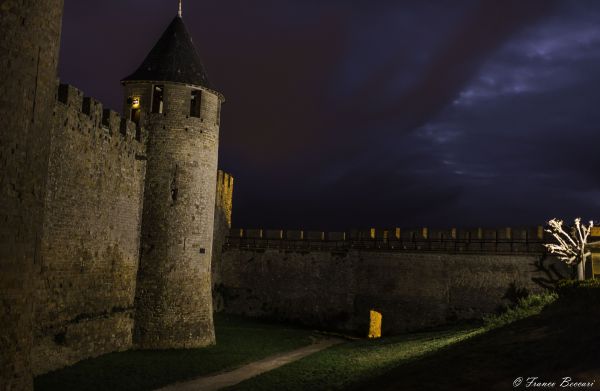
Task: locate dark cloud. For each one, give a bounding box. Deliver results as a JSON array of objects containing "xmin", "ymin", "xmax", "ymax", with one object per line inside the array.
[{"xmin": 60, "ymin": 0, "xmax": 600, "ymax": 230}]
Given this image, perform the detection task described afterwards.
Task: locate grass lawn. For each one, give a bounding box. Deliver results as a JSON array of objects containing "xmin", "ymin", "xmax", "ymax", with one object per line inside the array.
[
  {"xmin": 34, "ymin": 314, "xmax": 317, "ymax": 391},
  {"xmin": 35, "ymin": 282, "xmax": 600, "ymax": 391},
  {"xmin": 362, "ymin": 282, "xmax": 600, "ymax": 391},
  {"xmin": 226, "ymin": 324, "xmax": 482, "ymax": 391},
  {"xmin": 228, "ymin": 284, "xmax": 600, "ymax": 391}
]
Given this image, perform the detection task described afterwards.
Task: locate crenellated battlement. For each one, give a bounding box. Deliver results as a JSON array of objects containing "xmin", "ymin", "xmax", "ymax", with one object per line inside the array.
[
  {"xmin": 217, "ymin": 170, "xmax": 234, "ymax": 191},
  {"xmin": 229, "ymin": 226, "xmax": 545, "ymax": 240},
  {"xmin": 56, "ymin": 83, "xmax": 146, "ymax": 145},
  {"xmin": 226, "ymin": 226, "xmax": 547, "ymax": 254},
  {"xmin": 34, "ymin": 83, "xmax": 150, "ymax": 375},
  {"xmin": 212, "ymin": 170, "xmax": 235, "ymax": 311},
  {"xmin": 57, "ymin": 83, "xmax": 84, "ymax": 109}
]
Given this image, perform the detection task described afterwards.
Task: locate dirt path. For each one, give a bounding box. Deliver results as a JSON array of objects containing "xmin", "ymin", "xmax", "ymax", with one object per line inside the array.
[{"xmin": 155, "ymin": 337, "xmax": 344, "ymax": 391}]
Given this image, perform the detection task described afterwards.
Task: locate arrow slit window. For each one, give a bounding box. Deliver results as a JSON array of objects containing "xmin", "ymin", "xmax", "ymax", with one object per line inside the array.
[
  {"xmin": 190, "ymin": 90, "xmax": 201, "ymax": 118},
  {"xmin": 151, "ymin": 85, "xmax": 164, "ymax": 114}
]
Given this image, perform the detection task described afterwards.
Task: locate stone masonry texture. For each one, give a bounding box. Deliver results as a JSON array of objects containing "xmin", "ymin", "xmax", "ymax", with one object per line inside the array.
[
  {"xmin": 212, "ymin": 170, "xmax": 234, "ymax": 312},
  {"xmin": 127, "ymin": 82, "xmax": 222, "ymax": 349},
  {"xmin": 0, "ymin": 1, "xmax": 579, "ymax": 386},
  {"xmin": 219, "ymin": 249, "xmax": 570, "ymax": 335},
  {"xmin": 0, "ymin": 1, "xmax": 64, "ymax": 389},
  {"xmin": 31, "ymin": 84, "xmax": 146, "ymax": 375},
  {"xmin": 1, "ymin": 1, "xmax": 228, "ymax": 379}
]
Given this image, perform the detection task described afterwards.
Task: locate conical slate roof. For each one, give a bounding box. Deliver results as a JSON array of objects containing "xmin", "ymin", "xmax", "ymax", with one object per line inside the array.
[{"xmin": 122, "ymin": 16, "xmax": 211, "ymax": 88}]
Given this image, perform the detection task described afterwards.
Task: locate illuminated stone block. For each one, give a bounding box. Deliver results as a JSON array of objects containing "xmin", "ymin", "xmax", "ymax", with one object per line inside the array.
[
  {"xmin": 368, "ymin": 310, "xmax": 382, "ymax": 339},
  {"xmin": 592, "ymin": 253, "xmax": 600, "ymax": 279}
]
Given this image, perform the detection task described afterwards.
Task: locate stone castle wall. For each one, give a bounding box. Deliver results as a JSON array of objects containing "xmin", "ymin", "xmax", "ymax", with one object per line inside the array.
[
  {"xmin": 0, "ymin": 1, "xmax": 64, "ymax": 389},
  {"xmin": 0, "ymin": 0, "xmax": 576, "ymax": 386},
  {"xmin": 220, "ymin": 227, "xmax": 569, "ymax": 335},
  {"xmin": 127, "ymin": 82, "xmax": 221, "ymax": 349},
  {"xmin": 212, "ymin": 171, "xmax": 234, "ymax": 311},
  {"xmin": 20, "ymin": 80, "xmax": 232, "ymax": 374},
  {"xmin": 31, "ymin": 84, "xmax": 147, "ymax": 374},
  {"xmin": 0, "ymin": 0, "xmax": 226, "ymax": 382},
  {"xmin": 219, "ymin": 248, "xmax": 568, "ymax": 335}
]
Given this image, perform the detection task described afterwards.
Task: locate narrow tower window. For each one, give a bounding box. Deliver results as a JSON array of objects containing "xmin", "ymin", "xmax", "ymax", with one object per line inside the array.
[
  {"xmin": 216, "ymin": 102, "xmax": 221, "ymax": 125},
  {"xmin": 170, "ymin": 164, "xmax": 179, "ymax": 204},
  {"xmin": 151, "ymin": 85, "xmax": 164, "ymax": 114},
  {"xmin": 190, "ymin": 90, "xmax": 202, "ymax": 118}
]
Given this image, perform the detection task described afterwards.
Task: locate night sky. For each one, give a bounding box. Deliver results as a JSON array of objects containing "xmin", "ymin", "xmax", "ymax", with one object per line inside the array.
[{"xmin": 60, "ymin": 0, "xmax": 600, "ymax": 230}]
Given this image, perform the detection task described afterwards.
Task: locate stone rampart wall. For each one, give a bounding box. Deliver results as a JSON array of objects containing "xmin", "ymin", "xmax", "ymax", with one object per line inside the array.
[
  {"xmin": 212, "ymin": 171, "xmax": 234, "ymax": 311},
  {"xmin": 31, "ymin": 84, "xmax": 146, "ymax": 374},
  {"xmin": 220, "ymin": 248, "xmax": 568, "ymax": 335}
]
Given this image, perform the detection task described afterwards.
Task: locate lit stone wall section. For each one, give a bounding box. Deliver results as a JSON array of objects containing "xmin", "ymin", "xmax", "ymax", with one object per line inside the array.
[
  {"xmin": 31, "ymin": 84, "xmax": 146, "ymax": 375},
  {"xmin": 220, "ymin": 249, "xmax": 569, "ymax": 335},
  {"xmin": 0, "ymin": 1, "xmax": 64, "ymax": 389},
  {"xmin": 128, "ymin": 82, "xmax": 222, "ymax": 349},
  {"xmin": 212, "ymin": 170, "xmax": 234, "ymax": 311}
]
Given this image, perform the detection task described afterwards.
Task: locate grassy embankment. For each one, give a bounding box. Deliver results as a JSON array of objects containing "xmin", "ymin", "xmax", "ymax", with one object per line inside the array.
[
  {"xmin": 37, "ymin": 281, "xmax": 600, "ymax": 391},
  {"xmin": 35, "ymin": 314, "xmax": 318, "ymax": 391},
  {"xmin": 228, "ymin": 281, "xmax": 599, "ymax": 391}
]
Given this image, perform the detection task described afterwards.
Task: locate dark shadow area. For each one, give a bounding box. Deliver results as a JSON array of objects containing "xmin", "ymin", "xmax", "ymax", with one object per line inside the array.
[
  {"xmin": 532, "ymin": 254, "xmax": 572, "ymax": 290},
  {"xmin": 502, "ymin": 282, "xmax": 530, "ymax": 305},
  {"xmin": 34, "ymin": 314, "xmax": 317, "ymax": 391},
  {"xmin": 352, "ymin": 282, "xmax": 600, "ymax": 391}
]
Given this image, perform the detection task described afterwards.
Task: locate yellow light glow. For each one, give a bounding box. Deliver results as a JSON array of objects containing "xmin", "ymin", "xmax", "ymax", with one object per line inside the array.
[
  {"xmin": 592, "ymin": 253, "xmax": 600, "ymax": 278},
  {"xmin": 131, "ymin": 97, "xmax": 140, "ymax": 109},
  {"xmin": 368, "ymin": 310, "xmax": 382, "ymax": 339}
]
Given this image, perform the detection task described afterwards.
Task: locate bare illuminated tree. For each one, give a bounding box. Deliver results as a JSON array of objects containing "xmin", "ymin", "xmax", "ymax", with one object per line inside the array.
[{"xmin": 544, "ymin": 218, "xmax": 592, "ymax": 281}]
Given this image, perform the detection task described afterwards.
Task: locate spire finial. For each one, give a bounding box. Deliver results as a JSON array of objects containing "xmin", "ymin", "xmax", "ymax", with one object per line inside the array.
[{"xmin": 178, "ymin": 0, "xmax": 182, "ymax": 17}]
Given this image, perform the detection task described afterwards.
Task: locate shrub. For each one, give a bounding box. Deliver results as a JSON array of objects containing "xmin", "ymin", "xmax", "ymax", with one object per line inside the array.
[
  {"xmin": 483, "ymin": 292, "xmax": 558, "ymax": 330},
  {"xmin": 556, "ymin": 279, "xmax": 600, "ymax": 302}
]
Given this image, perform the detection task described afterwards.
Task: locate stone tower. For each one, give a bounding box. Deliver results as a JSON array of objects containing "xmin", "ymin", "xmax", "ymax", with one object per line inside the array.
[
  {"xmin": 123, "ymin": 8, "xmax": 223, "ymax": 349},
  {"xmin": 0, "ymin": 1, "xmax": 64, "ymax": 389}
]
